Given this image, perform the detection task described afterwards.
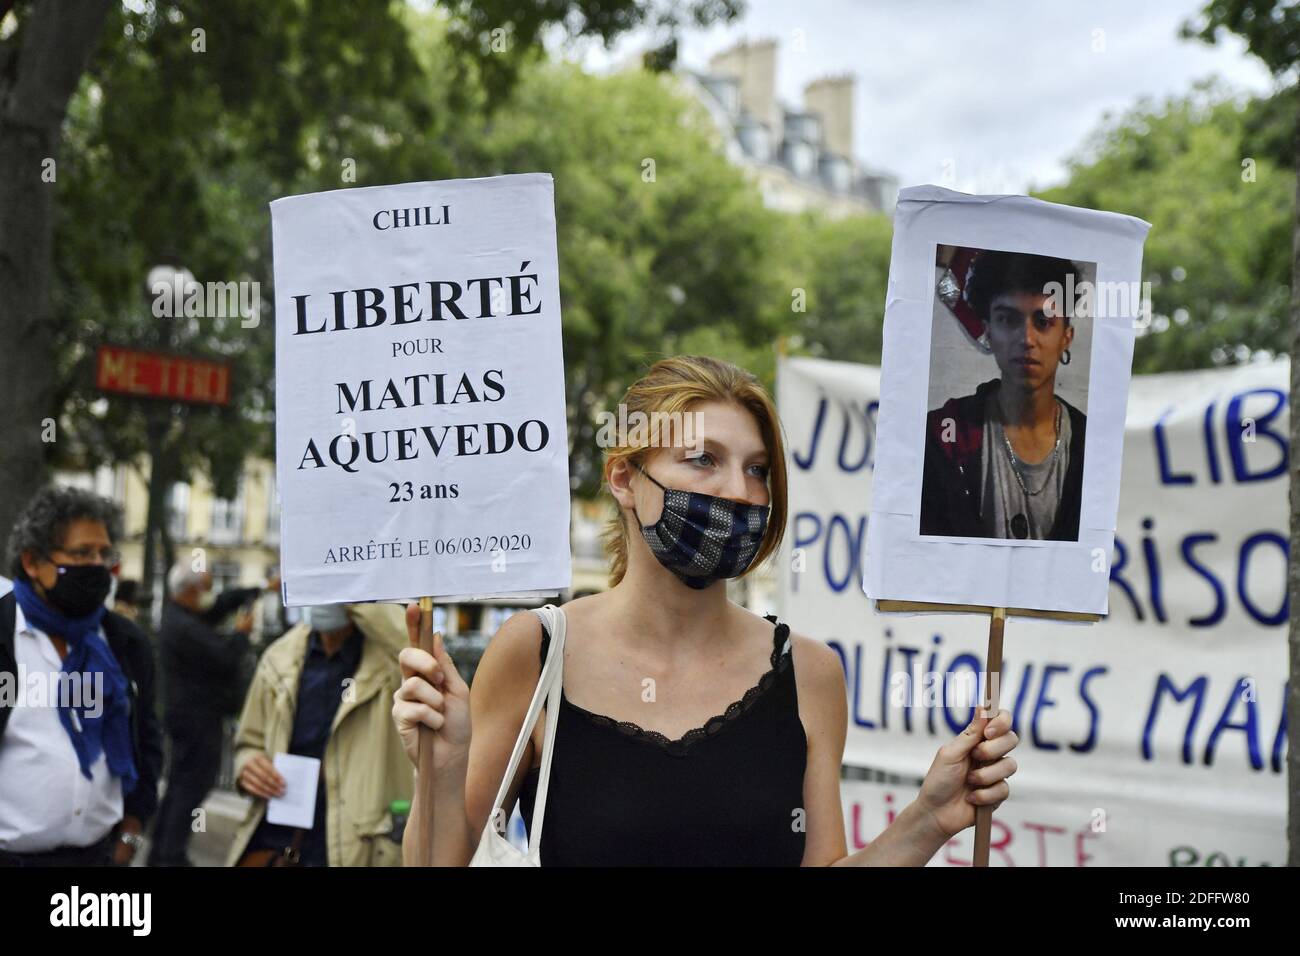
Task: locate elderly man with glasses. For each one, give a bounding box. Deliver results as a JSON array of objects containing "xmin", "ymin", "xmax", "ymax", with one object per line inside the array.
[{"xmin": 0, "ymin": 485, "xmax": 162, "ymax": 867}]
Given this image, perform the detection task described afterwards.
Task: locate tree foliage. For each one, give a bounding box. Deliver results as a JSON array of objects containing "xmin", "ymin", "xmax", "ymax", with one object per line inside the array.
[
  {"xmin": 24, "ymin": 0, "xmax": 745, "ymax": 506},
  {"xmin": 444, "ymin": 62, "xmax": 789, "ymax": 492},
  {"xmin": 52, "ymin": 0, "xmax": 459, "ymax": 498},
  {"xmin": 777, "ymin": 211, "xmax": 893, "ymax": 368},
  {"xmin": 1183, "ymin": 0, "xmax": 1300, "ymax": 75},
  {"xmin": 1036, "ymin": 80, "xmax": 1294, "ymax": 373}
]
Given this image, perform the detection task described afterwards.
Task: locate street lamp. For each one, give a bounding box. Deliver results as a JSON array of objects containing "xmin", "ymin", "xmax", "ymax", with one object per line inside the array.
[
  {"xmin": 139, "ymin": 262, "xmax": 191, "ymax": 624},
  {"xmin": 146, "ymin": 263, "xmax": 195, "ymax": 338}
]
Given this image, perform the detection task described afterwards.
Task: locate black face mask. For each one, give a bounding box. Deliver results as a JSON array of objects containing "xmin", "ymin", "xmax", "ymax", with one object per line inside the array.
[
  {"xmin": 42, "ymin": 563, "xmax": 114, "ymax": 619},
  {"xmin": 633, "ymin": 463, "xmax": 770, "ymax": 589}
]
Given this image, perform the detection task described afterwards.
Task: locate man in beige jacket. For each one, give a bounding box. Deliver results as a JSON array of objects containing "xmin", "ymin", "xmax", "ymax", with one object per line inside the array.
[{"xmin": 225, "ymin": 602, "xmax": 412, "ymax": 867}]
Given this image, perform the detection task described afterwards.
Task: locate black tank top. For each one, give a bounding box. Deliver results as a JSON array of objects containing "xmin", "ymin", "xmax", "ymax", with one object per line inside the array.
[{"xmin": 517, "ymin": 614, "xmax": 807, "ymax": 866}]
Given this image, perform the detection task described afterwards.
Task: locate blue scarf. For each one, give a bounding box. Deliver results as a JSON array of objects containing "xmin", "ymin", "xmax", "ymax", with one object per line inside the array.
[{"xmin": 12, "ymin": 578, "xmax": 138, "ymax": 794}]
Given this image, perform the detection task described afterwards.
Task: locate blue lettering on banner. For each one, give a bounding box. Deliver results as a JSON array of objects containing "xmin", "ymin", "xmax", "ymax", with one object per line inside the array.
[
  {"xmin": 790, "ymin": 512, "xmax": 823, "ymax": 596},
  {"xmin": 798, "ymin": 503, "xmax": 1287, "ymax": 631},
  {"xmin": 1202, "ymin": 400, "xmax": 1221, "ymax": 483},
  {"xmin": 791, "ymin": 396, "xmax": 878, "ymax": 473},
  {"xmin": 896, "ymin": 645, "xmax": 921, "ymax": 734},
  {"xmin": 1010, "ymin": 663, "xmax": 1035, "ymax": 739},
  {"xmin": 820, "ymin": 631, "xmax": 1283, "ymax": 773},
  {"xmin": 1204, "ymin": 677, "xmax": 1262, "ymax": 770},
  {"xmin": 823, "ymin": 514, "xmax": 866, "ymax": 593},
  {"xmin": 1108, "ymin": 524, "xmax": 1286, "ymax": 629},
  {"xmin": 1154, "ymin": 406, "xmax": 1194, "ymax": 485},
  {"xmin": 837, "ymin": 401, "xmax": 878, "ymax": 473},
  {"xmin": 1139, "ymin": 517, "xmax": 1168, "ymax": 624},
  {"xmin": 1272, "ymin": 701, "xmax": 1287, "ymax": 774},
  {"xmin": 1031, "ymin": 664, "xmax": 1070, "ymax": 752},
  {"xmin": 1237, "ymin": 532, "xmax": 1287, "ymax": 626},
  {"xmin": 1154, "ymin": 386, "xmax": 1288, "ymax": 486},
  {"xmin": 1180, "ymin": 534, "xmax": 1226, "ymax": 627},
  {"xmin": 791, "ymin": 510, "xmax": 865, "ymax": 596},
  {"xmin": 1108, "ymin": 536, "xmax": 1143, "ymax": 621},
  {"xmin": 942, "ymin": 653, "xmax": 981, "ymax": 735},
  {"xmin": 790, "ymin": 380, "xmax": 1289, "ymax": 778},
  {"xmin": 1226, "ymin": 388, "xmax": 1286, "ymax": 483},
  {"xmin": 1073, "ymin": 666, "xmax": 1106, "ymax": 753},
  {"xmin": 791, "ymin": 396, "xmax": 828, "ymax": 470}
]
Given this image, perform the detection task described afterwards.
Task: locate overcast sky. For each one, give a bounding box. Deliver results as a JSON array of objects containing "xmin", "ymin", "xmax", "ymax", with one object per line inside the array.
[{"xmin": 565, "ymin": 0, "xmax": 1280, "ymax": 194}]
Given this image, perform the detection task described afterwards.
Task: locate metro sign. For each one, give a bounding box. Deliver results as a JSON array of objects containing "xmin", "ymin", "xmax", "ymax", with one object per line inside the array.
[{"xmin": 95, "ymin": 345, "xmax": 231, "ymax": 406}]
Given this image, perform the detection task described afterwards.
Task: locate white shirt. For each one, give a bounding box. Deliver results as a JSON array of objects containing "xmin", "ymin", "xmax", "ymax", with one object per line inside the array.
[{"xmin": 0, "ymin": 604, "xmax": 124, "ymax": 852}]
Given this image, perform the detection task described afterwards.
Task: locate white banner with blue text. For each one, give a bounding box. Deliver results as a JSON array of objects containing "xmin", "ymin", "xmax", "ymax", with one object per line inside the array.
[{"xmin": 779, "ymin": 355, "xmax": 1286, "ymax": 866}]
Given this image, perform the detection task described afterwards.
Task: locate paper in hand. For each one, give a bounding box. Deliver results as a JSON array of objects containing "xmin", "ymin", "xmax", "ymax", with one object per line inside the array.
[{"xmin": 265, "ymin": 753, "xmax": 320, "ymax": 829}]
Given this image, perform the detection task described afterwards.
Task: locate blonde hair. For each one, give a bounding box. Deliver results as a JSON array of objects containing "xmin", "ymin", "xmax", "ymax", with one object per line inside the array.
[{"xmin": 600, "ymin": 355, "xmax": 788, "ymax": 588}]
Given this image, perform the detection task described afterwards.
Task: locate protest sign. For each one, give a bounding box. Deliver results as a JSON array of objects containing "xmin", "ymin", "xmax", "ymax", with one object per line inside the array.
[
  {"xmin": 865, "ymin": 185, "xmax": 1152, "ymax": 616},
  {"xmin": 271, "ymin": 174, "xmax": 572, "ymax": 606},
  {"xmin": 861, "ymin": 186, "xmax": 1155, "ymax": 862}
]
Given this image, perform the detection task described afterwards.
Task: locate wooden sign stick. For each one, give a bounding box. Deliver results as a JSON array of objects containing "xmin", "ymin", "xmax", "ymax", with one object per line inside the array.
[
  {"xmin": 878, "ymin": 599, "xmax": 1096, "ymax": 867},
  {"xmin": 413, "ymin": 595, "xmax": 438, "ymax": 866},
  {"xmin": 972, "ymin": 606, "xmax": 1006, "ymax": 867}
]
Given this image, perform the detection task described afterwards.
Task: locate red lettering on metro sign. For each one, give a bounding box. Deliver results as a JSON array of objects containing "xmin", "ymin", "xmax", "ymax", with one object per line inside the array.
[{"xmin": 95, "ymin": 345, "xmax": 231, "ymax": 406}]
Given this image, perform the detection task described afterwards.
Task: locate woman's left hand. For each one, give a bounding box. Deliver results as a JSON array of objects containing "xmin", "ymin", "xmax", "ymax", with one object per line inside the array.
[{"xmin": 915, "ymin": 708, "xmax": 1019, "ymax": 840}]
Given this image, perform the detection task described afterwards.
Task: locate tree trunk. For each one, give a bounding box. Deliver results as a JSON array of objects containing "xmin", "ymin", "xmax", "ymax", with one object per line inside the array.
[
  {"xmin": 1289, "ymin": 82, "xmax": 1300, "ymax": 868},
  {"xmin": 0, "ymin": 0, "xmax": 112, "ymax": 555}
]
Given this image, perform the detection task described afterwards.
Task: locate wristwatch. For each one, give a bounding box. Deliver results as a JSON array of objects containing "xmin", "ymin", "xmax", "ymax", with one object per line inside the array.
[{"xmin": 118, "ymin": 831, "xmax": 145, "ymax": 853}]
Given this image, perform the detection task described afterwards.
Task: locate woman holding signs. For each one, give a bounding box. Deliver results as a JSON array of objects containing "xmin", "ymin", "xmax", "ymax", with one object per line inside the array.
[{"xmin": 391, "ymin": 355, "xmax": 1018, "ymax": 865}]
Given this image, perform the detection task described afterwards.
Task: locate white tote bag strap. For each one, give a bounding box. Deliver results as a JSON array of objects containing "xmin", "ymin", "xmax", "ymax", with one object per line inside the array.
[
  {"xmin": 525, "ymin": 606, "xmax": 565, "ymax": 855},
  {"xmin": 484, "ymin": 603, "xmax": 565, "ymax": 850}
]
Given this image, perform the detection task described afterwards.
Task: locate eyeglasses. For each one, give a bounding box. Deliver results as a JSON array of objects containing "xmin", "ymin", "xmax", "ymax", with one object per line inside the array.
[{"xmin": 50, "ymin": 546, "xmax": 121, "ymax": 566}]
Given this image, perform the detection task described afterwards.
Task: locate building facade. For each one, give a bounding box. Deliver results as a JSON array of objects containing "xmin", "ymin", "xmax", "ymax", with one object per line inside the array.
[{"xmin": 676, "ymin": 38, "xmax": 898, "ymax": 218}]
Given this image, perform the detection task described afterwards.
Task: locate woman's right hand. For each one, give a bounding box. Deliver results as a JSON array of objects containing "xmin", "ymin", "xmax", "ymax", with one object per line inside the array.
[{"xmin": 392, "ymin": 603, "xmax": 472, "ymax": 771}]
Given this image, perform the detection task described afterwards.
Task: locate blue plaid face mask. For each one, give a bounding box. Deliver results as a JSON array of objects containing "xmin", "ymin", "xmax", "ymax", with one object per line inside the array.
[{"xmin": 632, "ymin": 462, "xmax": 770, "ymax": 589}]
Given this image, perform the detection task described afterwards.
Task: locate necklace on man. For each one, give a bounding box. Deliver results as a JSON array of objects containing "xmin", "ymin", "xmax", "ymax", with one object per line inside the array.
[{"xmin": 1003, "ymin": 401, "xmax": 1062, "ymax": 538}]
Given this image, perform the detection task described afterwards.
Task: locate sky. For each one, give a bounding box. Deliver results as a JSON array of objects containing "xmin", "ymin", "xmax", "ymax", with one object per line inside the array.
[{"xmin": 562, "ymin": 0, "xmax": 1281, "ymax": 194}]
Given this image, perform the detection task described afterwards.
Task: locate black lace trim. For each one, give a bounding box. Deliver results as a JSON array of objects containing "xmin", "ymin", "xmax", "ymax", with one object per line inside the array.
[{"xmin": 557, "ymin": 616, "xmax": 792, "ymax": 758}]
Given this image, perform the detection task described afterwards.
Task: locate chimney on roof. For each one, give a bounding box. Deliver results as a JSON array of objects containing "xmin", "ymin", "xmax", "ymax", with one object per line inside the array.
[
  {"xmin": 707, "ymin": 38, "xmax": 780, "ymax": 135},
  {"xmin": 804, "ymin": 74, "xmax": 854, "ymax": 161}
]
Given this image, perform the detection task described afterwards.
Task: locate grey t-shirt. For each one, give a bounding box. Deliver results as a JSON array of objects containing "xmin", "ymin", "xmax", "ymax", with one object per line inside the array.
[{"xmin": 980, "ymin": 399, "xmax": 1071, "ymax": 539}]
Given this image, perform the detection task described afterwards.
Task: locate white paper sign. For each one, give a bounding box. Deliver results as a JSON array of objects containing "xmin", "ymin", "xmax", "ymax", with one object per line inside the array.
[
  {"xmin": 266, "ymin": 753, "xmax": 321, "ymax": 829},
  {"xmin": 865, "ymin": 185, "xmax": 1152, "ymax": 615},
  {"xmin": 271, "ymin": 174, "xmax": 572, "ymax": 605}
]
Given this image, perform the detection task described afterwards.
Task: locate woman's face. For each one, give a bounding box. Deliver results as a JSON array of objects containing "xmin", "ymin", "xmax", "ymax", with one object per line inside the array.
[
  {"xmin": 987, "ymin": 290, "xmax": 1075, "ymax": 391},
  {"xmin": 625, "ymin": 400, "xmax": 771, "ymax": 525}
]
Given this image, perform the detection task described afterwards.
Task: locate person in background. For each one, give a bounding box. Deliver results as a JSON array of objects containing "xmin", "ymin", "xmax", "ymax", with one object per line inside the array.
[
  {"xmin": 0, "ymin": 485, "xmax": 162, "ymax": 866},
  {"xmin": 227, "ymin": 602, "xmax": 412, "ymax": 867},
  {"xmin": 147, "ymin": 564, "xmax": 276, "ymax": 866},
  {"xmin": 111, "ymin": 578, "xmax": 141, "ymax": 624}
]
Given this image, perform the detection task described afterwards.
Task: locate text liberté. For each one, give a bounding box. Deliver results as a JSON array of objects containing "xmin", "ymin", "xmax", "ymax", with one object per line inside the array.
[{"xmin": 288, "ymin": 260, "xmax": 551, "ymax": 475}]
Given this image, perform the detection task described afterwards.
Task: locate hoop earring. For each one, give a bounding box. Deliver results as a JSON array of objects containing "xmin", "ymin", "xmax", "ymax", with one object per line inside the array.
[{"xmin": 1060, "ymin": 349, "xmax": 1071, "ymax": 366}]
